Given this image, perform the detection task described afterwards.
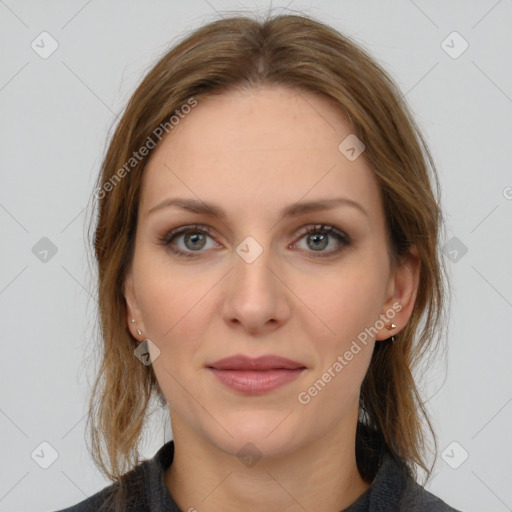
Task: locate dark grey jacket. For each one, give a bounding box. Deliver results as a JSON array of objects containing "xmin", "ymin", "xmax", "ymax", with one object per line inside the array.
[{"xmin": 54, "ymin": 440, "xmax": 462, "ymax": 511}]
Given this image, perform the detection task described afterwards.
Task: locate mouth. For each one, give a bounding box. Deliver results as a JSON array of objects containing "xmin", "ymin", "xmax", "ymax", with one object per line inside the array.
[
  {"xmin": 207, "ymin": 354, "xmax": 306, "ymax": 371},
  {"xmin": 206, "ymin": 354, "xmax": 307, "ymax": 394}
]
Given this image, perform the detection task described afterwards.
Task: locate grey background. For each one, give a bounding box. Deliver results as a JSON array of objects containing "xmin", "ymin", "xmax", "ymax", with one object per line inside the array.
[{"xmin": 1, "ymin": 1, "xmax": 511, "ymax": 511}]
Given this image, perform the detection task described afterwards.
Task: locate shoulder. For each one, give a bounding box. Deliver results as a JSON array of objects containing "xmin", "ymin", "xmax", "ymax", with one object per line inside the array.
[
  {"xmin": 52, "ymin": 460, "xmax": 149, "ymax": 512},
  {"xmin": 52, "ymin": 483, "xmax": 119, "ymax": 512},
  {"xmin": 360, "ymin": 446, "xmax": 463, "ymax": 512},
  {"xmin": 52, "ymin": 441, "xmax": 176, "ymax": 512},
  {"xmin": 401, "ymin": 482, "xmax": 463, "ymax": 512},
  {"xmin": 394, "ymin": 467, "xmax": 463, "ymax": 512}
]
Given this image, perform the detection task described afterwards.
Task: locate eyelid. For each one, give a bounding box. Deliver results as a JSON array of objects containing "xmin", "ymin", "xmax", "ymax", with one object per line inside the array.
[
  {"xmin": 158, "ymin": 224, "xmax": 217, "ymax": 247},
  {"xmin": 158, "ymin": 222, "xmax": 352, "ymax": 258},
  {"xmin": 290, "ymin": 224, "xmax": 351, "ymax": 252}
]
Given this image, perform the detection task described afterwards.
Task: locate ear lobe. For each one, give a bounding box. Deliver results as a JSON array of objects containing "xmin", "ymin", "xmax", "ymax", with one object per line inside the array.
[{"xmin": 376, "ymin": 246, "xmax": 421, "ymax": 341}]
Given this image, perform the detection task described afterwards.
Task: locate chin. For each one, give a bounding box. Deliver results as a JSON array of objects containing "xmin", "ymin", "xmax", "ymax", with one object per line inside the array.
[{"xmin": 199, "ymin": 411, "xmax": 304, "ymax": 461}]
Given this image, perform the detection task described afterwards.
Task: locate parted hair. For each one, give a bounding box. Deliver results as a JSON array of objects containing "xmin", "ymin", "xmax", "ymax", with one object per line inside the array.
[{"xmin": 85, "ymin": 11, "xmax": 450, "ymax": 508}]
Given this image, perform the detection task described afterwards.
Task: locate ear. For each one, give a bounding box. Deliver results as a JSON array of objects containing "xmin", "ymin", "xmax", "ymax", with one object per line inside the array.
[
  {"xmin": 375, "ymin": 245, "xmax": 421, "ymax": 341},
  {"xmin": 124, "ymin": 269, "xmax": 145, "ymax": 339}
]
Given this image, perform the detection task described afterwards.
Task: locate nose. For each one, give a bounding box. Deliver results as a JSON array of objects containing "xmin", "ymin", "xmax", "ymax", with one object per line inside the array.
[{"xmin": 221, "ymin": 240, "xmax": 291, "ymax": 335}]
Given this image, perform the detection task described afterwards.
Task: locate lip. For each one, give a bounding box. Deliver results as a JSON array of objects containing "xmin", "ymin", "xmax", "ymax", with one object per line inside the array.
[
  {"xmin": 207, "ymin": 354, "xmax": 306, "ymax": 371},
  {"xmin": 206, "ymin": 354, "xmax": 307, "ymax": 395}
]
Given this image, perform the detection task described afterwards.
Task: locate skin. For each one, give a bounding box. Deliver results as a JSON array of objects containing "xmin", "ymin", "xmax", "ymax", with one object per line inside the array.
[{"xmin": 124, "ymin": 85, "xmax": 420, "ymax": 512}]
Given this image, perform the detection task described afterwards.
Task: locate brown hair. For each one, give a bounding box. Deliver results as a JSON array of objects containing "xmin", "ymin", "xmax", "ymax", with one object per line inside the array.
[{"xmin": 84, "ymin": 11, "xmax": 450, "ymax": 504}]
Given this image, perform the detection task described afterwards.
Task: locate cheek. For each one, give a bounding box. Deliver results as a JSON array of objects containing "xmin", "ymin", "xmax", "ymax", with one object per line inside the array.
[
  {"xmin": 292, "ymin": 262, "xmax": 385, "ymax": 345},
  {"xmin": 289, "ymin": 261, "xmax": 385, "ymax": 403},
  {"xmin": 133, "ymin": 253, "xmax": 216, "ymax": 352},
  {"xmin": 140, "ymin": 281, "xmax": 203, "ymax": 341},
  {"xmin": 134, "ymin": 264, "xmax": 213, "ymax": 407}
]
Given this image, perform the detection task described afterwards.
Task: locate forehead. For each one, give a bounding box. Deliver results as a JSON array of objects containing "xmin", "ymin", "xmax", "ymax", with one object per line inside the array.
[{"xmin": 140, "ymin": 86, "xmax": 383, "ymax": 223}]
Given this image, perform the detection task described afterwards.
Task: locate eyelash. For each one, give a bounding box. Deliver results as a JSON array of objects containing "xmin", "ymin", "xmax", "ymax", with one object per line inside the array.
[{"xmin": 157, "ymin": 224, "xmax": 352, "ymax": 259}]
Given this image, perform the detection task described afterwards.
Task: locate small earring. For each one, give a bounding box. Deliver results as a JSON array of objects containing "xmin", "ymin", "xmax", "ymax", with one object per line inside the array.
[
  {"xmin": 385, "ymin": 323, "xmax": 397, "ymax": 342},
  {"xmin": 131, "ymin": 318, "xmax": 136, "ymax": 323},
  {"xmin": 137, "ymin": 329, "xmax": 142, "ymax": 337}
]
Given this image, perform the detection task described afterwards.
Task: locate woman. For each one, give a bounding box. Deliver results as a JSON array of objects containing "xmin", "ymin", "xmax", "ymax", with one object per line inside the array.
[{"xmin": 57, "ymin": 12, "xmax": 461, "ymax": 512}]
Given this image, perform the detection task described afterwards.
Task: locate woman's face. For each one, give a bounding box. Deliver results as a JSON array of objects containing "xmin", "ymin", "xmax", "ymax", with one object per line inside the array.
[{"xmin": 125, "ymin": 85, "xmax": 418, "ymax": 457}]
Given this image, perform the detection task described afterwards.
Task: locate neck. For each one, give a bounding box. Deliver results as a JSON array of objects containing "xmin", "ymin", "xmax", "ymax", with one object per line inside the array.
[{"xmin": 165, "ymin": 414, "xmax": 371, "ymax": 512}]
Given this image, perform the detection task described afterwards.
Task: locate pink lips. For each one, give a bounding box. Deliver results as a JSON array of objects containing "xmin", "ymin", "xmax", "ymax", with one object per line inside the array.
[{"xmin": 207, "ymin": 354, "xmax": 306, "ymax": 394}]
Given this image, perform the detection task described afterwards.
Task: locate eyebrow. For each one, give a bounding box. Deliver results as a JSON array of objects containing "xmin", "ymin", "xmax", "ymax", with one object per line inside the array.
[{"xmin": 147, "ymin": 196, "xmax": 368, "ymax": 221}]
